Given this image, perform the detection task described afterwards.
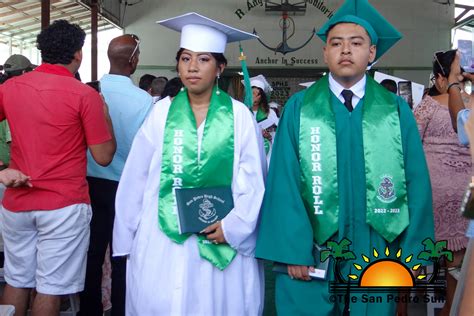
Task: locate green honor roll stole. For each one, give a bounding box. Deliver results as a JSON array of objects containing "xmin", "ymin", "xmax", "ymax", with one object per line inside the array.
[
  {"xmin": 299, "ymin": 75, "xmax": 409, "ymax": 245},
  {"xmin": 158, "ymin": 87, "xmax": 237, "ymax": 270},
  {"xmin": 255, "ymin": 106, "xmax": 268, "ymax": 123},
  {"xmin": 255, "ymin": 107, "xmax": 271, "ymax": 154}
]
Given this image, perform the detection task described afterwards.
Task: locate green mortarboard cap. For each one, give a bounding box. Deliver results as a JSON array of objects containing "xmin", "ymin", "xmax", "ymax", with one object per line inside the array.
[{"xmin": 316, "ymin": 0, "xmax": 402, "ymax": 61}]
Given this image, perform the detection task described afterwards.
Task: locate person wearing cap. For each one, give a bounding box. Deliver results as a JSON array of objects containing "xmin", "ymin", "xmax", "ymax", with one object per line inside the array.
[
  {"xmin": 112, "ymin": 12, "xmax": 265, "ymax": 315},
  {"xmin": 256, "ymin": 0, "xmax": 433, "ymax": 315},
  {"xmin": 1, "ymin": 54, "xmax": 36, "ymax": 82},
  {"xmin": 0, "ymin": 20, "xmax": 116, "ymax": 316},
  {"xmin": 0, "ymin": 54, "xmax": 35, "ymax": 283},
  {"xmin": 0, "ymin": 54, "xmax": 36, "ymax": 168},
  {"xmin": 248, "ymin": 75, "xmax": 279, "ymax": 155}
]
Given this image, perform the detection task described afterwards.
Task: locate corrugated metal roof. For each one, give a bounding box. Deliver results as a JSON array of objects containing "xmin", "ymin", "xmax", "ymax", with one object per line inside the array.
[
  {"xmin": 0, "ymin": 0, "xmax": 121, "ymax": 49},
  {"xmin": 455, "ymin": 3, "xmax": 474, "ymax": 32}
]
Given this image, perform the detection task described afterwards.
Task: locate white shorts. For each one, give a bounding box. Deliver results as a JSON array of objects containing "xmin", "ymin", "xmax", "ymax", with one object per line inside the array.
[
  {"xmin": 0, "ymin": 184, "xmax": 6, "ymax": 249},
  {"xmin": 1, "ymin": 203, "xmax": 92, "ymax": 295}
]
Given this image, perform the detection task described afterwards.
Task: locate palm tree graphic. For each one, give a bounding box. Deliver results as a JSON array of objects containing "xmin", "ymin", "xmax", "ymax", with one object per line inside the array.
[
  {"xmin": 417, "ymin": 238, "xmax": 453, "ymax": 283},
  {"xmin": 320, "ymin": 238, "xmax": 356, "ymax": 283}
]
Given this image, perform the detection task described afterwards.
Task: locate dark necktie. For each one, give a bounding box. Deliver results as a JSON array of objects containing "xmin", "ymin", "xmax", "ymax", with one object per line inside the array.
[{"xmin": 341, "ymin": 89, "xmax": 354, "ymax": 112}]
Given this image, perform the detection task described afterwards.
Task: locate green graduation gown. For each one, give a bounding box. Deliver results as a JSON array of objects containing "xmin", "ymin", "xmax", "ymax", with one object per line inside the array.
[{"xmin": 255, "ymin": 82, "xmax": 434, "ymax": 316}]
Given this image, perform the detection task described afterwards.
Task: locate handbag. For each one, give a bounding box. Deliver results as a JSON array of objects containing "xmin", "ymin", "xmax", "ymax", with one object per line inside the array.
[{"xmin": 460, "ymin": 182, "xmax": 474, "ymax": 219}]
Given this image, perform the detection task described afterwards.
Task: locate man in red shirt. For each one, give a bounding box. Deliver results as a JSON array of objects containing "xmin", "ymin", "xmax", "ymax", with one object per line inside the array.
[{"xmin": 0, "ymin": 20, "xmax": 116, "ymax": 316}]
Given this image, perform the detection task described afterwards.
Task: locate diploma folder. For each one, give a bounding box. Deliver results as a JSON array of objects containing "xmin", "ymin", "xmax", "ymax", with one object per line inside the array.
[{"xmin": 175, "ymin": 186, "xmax": 234, "ymax": 234}]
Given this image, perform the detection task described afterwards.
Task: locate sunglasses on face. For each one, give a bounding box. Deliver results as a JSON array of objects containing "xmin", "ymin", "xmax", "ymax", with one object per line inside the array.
[{"xmin": 129, "ymin": 34, "xmax": 140, "ymax": 63}]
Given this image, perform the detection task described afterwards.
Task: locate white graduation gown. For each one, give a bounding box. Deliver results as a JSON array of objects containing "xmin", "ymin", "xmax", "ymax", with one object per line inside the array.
[
  {"xmin": 254, "ymin": 109, "xmax": 279, "ymax": 165},
  {"xmin": 253, "ymin": 108, "xmax": 279, "ymax": 131},
  {"xmin": 113, "ymin": 96, "xmax": 266, "ymax": 316}
]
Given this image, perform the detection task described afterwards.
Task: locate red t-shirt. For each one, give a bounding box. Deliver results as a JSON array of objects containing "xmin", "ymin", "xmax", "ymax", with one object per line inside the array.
[{"xmin": 0, "ymin": 64, "xmax": 112, "ymax": 211}]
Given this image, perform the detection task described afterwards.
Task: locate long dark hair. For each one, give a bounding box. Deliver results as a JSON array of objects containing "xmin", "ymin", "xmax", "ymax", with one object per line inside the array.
[
  {"xmin": 254, "ymin": 87, "xmax": 269, "ymax": 114},
  {"xmin": 428, "ymin": 49, "xmax": 457, "ymax": 96}
]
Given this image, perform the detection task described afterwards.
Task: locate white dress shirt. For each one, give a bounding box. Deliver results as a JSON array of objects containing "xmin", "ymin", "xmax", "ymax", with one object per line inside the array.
[{"xmin": 328, "ymin": 73, "xmax": 366, "ymax": 109}]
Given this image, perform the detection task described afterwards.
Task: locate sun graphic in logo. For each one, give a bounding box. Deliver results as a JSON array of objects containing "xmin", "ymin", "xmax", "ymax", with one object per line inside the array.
[{"xmin": 348, "ymin": 247, "xmax": 427, "ymax": 287}]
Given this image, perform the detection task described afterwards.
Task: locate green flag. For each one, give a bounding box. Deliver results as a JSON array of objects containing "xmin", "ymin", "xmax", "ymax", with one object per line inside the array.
[{"xmin": 239, "ymin": 43, "xmax": 253, "ymax": 108}]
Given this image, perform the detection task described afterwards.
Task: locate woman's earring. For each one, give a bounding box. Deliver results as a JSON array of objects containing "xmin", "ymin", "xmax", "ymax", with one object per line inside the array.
[{"xmin": 216, "ymin": 73, "xmax": 221, "ymax": 95}]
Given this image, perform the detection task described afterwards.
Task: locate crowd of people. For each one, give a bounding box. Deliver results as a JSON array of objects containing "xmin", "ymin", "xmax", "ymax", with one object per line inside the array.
[{"xmin": 0, "ymin": 0, "xmax": 473, "ymax": 315}]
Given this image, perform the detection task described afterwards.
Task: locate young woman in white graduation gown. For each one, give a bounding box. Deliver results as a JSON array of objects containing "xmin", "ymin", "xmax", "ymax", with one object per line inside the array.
[
  {"xmin": 112, "ymin": 13, "xmax": 266, "ymax": 315},
  {"xmin": 246, "ymin": 75, "xmax": 279, "ymax": 165}
]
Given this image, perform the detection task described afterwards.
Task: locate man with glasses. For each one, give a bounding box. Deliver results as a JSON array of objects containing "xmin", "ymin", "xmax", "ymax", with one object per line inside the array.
[
  {"xmin": 78, "ymin": 34, "xmax": 153, "ymax": 316},
  {"xmin": 128, "ymin": 34, "xmax": 140, "ymax": 63}
]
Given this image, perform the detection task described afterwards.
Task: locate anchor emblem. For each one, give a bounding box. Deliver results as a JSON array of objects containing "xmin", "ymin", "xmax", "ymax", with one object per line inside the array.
[{"xmin": 253, "ymin": 0, "xmax": 315, "ymax": 55}]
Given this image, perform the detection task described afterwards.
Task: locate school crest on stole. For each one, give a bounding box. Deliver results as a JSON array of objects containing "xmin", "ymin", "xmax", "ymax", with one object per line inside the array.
[{"xmin": 376, "ymin": 175, "xmax": 396, "ymax": 203}]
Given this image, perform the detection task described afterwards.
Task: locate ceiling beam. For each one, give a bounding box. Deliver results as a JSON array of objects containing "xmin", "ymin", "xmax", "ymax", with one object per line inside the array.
[
  {"xmin": 41, "ymin": 0, "xmax": 50, "ymax": 29},
  {"xmin": 0, "ymin": 2, "xmax": 27, "ymax": 9},
  {"xmin": 455, "ymin": 15, "xmax": 473, "ymax": 29},
  {"xmin": 455, "ymin": 8, "xmax": 470, "ymax": 23},
  {"xmin": 455, "ymin": 4, "xmax": 474, "ymax": 10},
  {"xmin": 0, "ymin": 3, "xmax": 41, "ymax": 18},
  {"xmin": 0, "ymin": 1, "xmax": 119, "ymax": 49},
  {"xmin": 1, "ymin": 9, "xmax": 89, "ymax": 35},
  {"xmin": 1, "ymin": 6, "xmax": 84, "ymax": 25},
  {"xmin": 0, "ymin": 2, "xmax": 80, "ymax": 20},
  {"xmin": 1, "ymin": 19, "xmax": 110, "ymax": 47}
]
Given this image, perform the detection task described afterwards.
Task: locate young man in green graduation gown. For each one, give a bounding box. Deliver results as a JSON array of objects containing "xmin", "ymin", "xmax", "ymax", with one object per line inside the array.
[{"xmin": 255, "ymin": 0, "xmax": 435, "ymax": 315}]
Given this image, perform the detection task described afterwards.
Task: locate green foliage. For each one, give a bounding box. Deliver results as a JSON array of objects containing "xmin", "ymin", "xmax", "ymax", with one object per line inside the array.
[
  {"xmin": 320, "ymin": 238, "xmax": 356, "ymax": 262},
  {"xmin": 417, "ymin": 238, "xmax": 453, "ymax": 262},
  {"xmin": 320, "ymin": 250, "xmax": 331, "ymax": 262}
]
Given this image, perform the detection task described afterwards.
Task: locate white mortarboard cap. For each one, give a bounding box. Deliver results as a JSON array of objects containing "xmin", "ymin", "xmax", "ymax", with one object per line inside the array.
[
  {"xmin": 299, "ymin": 81, "xmax": 315, "ymax": 88},
  {"xmin": 157, "ymin": 12, "xmax": 258, "ymax": 54},
  {"xmin": 241, "ymin": 74, "xmax": 273, "ymax": 95}
]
